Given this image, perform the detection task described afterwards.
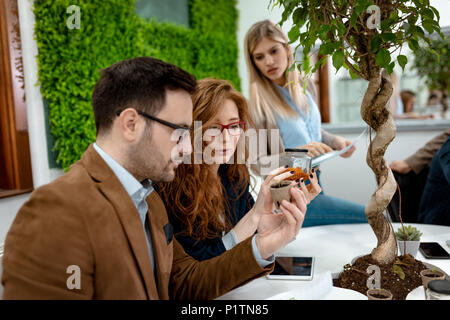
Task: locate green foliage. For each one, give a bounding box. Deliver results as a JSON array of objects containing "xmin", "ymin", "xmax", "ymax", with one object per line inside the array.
[
  {"xmin": 395, "ymin": 225, "xmax": 423, "ymax": 241},
  {"xmin": 34, "ymin": 0, "xmax": 240, "ymax": 170},
  {"xmin": 272, "ymin": 0, "xmax": 442, "ymax": 80},
  {"xmin": 412, "ymin": 37, "xmax": 450, "ymax": 92}
]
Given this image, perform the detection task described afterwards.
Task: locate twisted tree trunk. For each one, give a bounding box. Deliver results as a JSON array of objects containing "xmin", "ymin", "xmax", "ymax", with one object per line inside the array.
[{"xmin": 359, "ymin": 56, "xmax": 398, "ymax": 265}]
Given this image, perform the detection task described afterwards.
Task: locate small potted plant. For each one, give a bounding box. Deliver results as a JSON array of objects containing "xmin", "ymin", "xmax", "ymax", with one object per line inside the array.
[
  {"xmin": 367, "ymin": 288, "xmax": 393, "ymax": 300},
  {"xmin": 270, "ymin": 180, "xmax": 293, "ymax": 210},
  {"xmin": 395, "ymin": 225, "xmax": 423, "ymax": 257},
  {"xmin": 420, "ymin": 268, "xmax": 446, "ymax": 290}
]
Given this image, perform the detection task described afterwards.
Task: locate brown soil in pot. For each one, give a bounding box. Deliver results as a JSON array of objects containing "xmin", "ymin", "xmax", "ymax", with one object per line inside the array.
[{"xmin": 333, "ymin": 254, "xmax": 427, "ymax": 300}]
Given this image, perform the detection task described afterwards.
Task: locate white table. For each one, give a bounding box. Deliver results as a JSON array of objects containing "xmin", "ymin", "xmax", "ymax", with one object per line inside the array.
[{"xmin": 217, "ymin": 223, "xmax": 450, "ymax": 300}]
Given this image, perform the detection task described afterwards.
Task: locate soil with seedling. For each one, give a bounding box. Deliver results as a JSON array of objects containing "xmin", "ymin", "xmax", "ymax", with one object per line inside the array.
[{"xmin": 333, "ymin": 254, "xmax": 427, "ymax": 300}]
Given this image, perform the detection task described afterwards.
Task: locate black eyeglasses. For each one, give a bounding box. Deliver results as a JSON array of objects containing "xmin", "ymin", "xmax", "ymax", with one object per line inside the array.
[{"xmin": 116, "ymin": 109, "xmax": 191, "ymax": 144}]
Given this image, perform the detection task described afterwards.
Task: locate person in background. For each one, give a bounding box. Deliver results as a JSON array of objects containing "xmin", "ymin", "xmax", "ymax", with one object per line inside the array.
[
  {"xmin": 243, "ymin": 20, "xmax": 367, "ymax": 227},
  {"xmin": 387, "ymin": 72, "xmax": 432, "ymax": 120},
  {"xmin": 382, "ymin": 73, "xmax": 432, "ymax": 120},
  {"xmin": 389, "ymin": 129, "xmax": 450, "ymax": 175},
  {"xmin": 387, "ymin": 71, "xmax": 405, "ymax": 118},
  {"xmin": 400, "ymin": 90, "xmax": 416, "ymax": 114},
  {"xmin": 156, "ymin": 78, "xmax": 321, "ymax": 261},
  {"xmin": 417, "ymin": 136, "xmax": 450, "ymax": 226},
  {"xmin": 426, "ymin": 91, "xmax": 441, "ymax": 106},
  {"xmin": 388, "ymin": 129, "xmax": 450, "ymax": 224},
  {"xmin": 400, "ymin": 90, "xmax": 434, "ymax": 119},
  {"xmin": 426, "ymin": 89, "xmax": 447, "ymax": 119}
]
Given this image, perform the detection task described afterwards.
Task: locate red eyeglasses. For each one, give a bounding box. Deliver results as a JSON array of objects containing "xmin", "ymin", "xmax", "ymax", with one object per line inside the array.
[{"xmin": 205, "ymin": 121, "xmax": 247, "ymax": 137}]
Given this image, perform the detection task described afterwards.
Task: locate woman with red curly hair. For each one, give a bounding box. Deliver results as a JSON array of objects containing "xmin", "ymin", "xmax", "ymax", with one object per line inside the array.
[{"xmin": 156, "ymin": 78, "xmax": 320, "ymax": 261}]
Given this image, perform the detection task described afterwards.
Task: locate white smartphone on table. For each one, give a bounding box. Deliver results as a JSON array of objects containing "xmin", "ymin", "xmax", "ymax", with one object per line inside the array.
[{"xmin": 266, "ymin": 256, "xmax": 314, "ymax": 280}]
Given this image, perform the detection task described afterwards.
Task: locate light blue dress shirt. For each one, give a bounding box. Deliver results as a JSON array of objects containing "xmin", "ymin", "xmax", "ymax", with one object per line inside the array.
[
  {"xmin": 93, "ymin": 143, "xmax": 155, "ymax": 271},
  {"xmin": 274, "ymin": 84, "xmax": 322, "ymax": 148},
  {"xmin": 93, "ymin": 143, "xmax": 273, "ymax": 268}
]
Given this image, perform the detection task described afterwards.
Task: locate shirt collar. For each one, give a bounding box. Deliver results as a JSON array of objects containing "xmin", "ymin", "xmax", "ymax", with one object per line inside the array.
[{"xmin": 93, "ymin": 143, "xmax": 153, "ymax": 201}]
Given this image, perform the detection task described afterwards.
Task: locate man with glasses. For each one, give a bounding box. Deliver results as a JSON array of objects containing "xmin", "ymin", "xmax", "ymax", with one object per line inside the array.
[{"xmin": 2, "ymin": 57, "xmax": 307, "ymax": 299}]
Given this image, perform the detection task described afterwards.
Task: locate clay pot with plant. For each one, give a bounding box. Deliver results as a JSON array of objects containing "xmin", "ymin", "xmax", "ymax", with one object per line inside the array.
[
  {"xmin": 270, "ymin": 180, "xmax": 294, "ymax": 210},
  {"xmin": 367, "ymin": 288, "xmax": 393, "ymax": 300},
  {"xmin": 420, "ymin": 268, "xmax": 446, "ymax": 291},
  {"xmin": 273, "ymin": 0, "xmax": 442, "ymax": 299}
]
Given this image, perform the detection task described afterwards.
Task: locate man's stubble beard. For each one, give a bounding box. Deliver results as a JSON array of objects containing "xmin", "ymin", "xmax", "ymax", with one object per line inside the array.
[{"xmin": 125, "ymin": 127, "xmax": 176, "ymax": 183}]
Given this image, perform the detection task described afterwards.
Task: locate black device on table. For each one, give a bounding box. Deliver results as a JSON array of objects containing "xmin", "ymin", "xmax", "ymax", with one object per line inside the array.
[
  {"xmin": 266, "ymin": 257, "xmax": 314, "ymax": 280},
  {"xmin": 419, "ymin": 242, "xmax": 450, "ymax": 259}
]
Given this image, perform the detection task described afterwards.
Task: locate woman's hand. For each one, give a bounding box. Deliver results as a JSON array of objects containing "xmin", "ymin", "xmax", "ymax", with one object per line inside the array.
[
  {"xmin": 294, "ymin": 168, "xmax": 321, "ymax": 203},
  {"xmin": 231, "ymin": 166, "xmax": 295, "ymax": 243},
  {"xmin": 331, "ymin": 135, "xmax": 356, "ymax": 158},
  {"xmin": 252, "ymin": 166, "xmax": 295, "ymax": 219},
  {"xmin": 297, "ymin": 141, "xmax": 333, "ymax": 158},
  {"xmin": 255, "ymin": 186, "xmax": 307, "ymax": 260}
]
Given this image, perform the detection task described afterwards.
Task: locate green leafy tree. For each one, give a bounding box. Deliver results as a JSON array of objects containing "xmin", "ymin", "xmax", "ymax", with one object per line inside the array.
[
  {"xmin": 272, "ymin": 0, "xmax": 442, "ymax": 264},
  {"xmin": 412, "ymin": 36, "xmax": 449, "ymax": 118}
]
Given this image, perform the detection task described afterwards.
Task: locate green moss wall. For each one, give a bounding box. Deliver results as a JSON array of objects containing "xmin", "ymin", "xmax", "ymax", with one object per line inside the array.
[{"xmin": 33, "ymin": 0, "xmax": 240, "ymax": 170}]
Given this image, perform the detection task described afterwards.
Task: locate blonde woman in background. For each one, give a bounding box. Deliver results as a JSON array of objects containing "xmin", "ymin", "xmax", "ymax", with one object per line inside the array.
[{"xmin": 244, "ymin": 20, "xmax": 367, "ymax": 227}]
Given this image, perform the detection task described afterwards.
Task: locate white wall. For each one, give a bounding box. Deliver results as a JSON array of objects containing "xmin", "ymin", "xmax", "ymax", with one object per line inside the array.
[
  {"xmin": 0, "ymin": 193, "xmax": 28, "ymax": 298},
  {"xmin": 0, "ymin": 194, "xmax": 29, "ymax": 245},
  {"xmin": 0, "ymin": 193, "xmax": 29, "ymax": 299},
  {"xmin": 431, "ymin": 0, "xmax": 450, "ymax": 28}
]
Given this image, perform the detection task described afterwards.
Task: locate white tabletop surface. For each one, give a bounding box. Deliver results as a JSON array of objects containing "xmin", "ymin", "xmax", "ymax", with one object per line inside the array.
[{"xmin": 217, "ymin": 223, "xmax": 450, "ymax": 300}]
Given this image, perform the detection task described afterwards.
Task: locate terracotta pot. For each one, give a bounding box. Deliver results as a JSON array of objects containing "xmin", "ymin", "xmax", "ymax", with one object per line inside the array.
[
  {"xmin": 366, "ymin": 288, "xmax": 393, "ymax": 300},
  {"xmin": 420, "ymin": 269, "xmax": 446, "ymax": 291},
  {"xmin": 270, "ymin": 180, "xmax": 293, "ymax": 210}
]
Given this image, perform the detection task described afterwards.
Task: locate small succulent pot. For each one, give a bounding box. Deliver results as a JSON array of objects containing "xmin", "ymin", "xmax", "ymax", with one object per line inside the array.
[
  {"xmin": 270, "ymin": 180, "xmax": 293, "ymax": 210},
  {"xmin": 366, "ymin": 288, "xmax": 393, "ymax": 300},
  {"xmin": 395, "ymin": 225, "xmax": 422, "ymax": 257},
  {"xmin": 420, "ymin": 269, "xmax": 446, "ymax": 292},
  {"xmin": 397, "ymin": 240, "xmax": 421, "ymax": 257}
]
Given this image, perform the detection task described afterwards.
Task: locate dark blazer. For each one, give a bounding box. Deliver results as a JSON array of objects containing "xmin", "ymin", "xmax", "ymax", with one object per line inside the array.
[
  {"xmin": 405, "ymin": 128, "xmax": 450, "ymax": 174},
  {"xmin": 418, "ymin": 137, "xmax": 450, "ymax": 225},
  {"xmin": 158, "ymin": 165, "xmax": 255, "ymax": 261},
  {"xmin": 1, "ymin": 145, "xmax": 272, "ymax": 299}
]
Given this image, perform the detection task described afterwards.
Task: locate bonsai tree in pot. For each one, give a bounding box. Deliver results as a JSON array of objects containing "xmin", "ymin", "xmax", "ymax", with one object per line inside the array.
[
  {"xmin": 411, "ymin": 36, "xmax": 449, "ymax": 118},
  {"xmin": 272, "ymin": 0, "xmax": 442, "ymax": 298}
]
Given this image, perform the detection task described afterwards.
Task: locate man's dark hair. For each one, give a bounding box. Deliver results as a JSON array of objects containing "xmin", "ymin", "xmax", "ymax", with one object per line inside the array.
[{"xmin": 92, "ymin": 56, "xmax": 196, "ymax": 135}]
